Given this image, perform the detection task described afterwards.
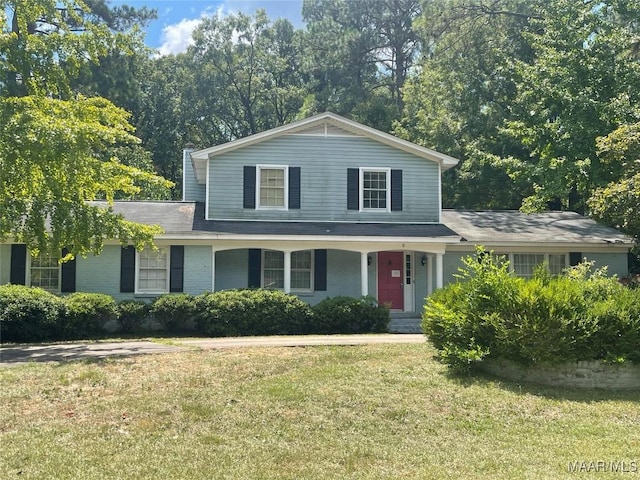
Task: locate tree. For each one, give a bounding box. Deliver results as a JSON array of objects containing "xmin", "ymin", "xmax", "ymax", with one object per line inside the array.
[
  {"xmin": 0, "ymin": 0, "xmax": 172, "ymax": 257},
  {"xmin": 588, "ymin": 122, "xmax": 640, "ymax": 240},
  {"xmin": 399, "ymin": 0, "xmax": 640, "ymax": 213},
  {"xmin": 397, "ymin": 0, "xmax": 537, "ymax": 208},
  {"xmin": 188, "ymin": 10, "xmax": 307, "ymax": 141},
  {"xmin": 302, "ymin": 0, "xmax": 421, "ymax": 129}
]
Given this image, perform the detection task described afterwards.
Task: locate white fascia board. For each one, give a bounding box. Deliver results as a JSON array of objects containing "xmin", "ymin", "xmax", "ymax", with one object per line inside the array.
[
  {"xmin": 446, "ymin": 241, "xmax": 633, "ymax": 252},
  {"xmin": 189, "ymin": 112, "xmax": 460, "ymax": 175}
]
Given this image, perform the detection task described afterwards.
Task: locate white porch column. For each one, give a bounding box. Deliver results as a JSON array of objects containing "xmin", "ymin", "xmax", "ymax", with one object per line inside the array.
[
  {"xmin": 211, "ymin": 247, "xmax": 216, "ymax": 292},
  {"xmin": 283, "ymin": 250, "xmax": 291, "ymax": 294},
  {"xmin": 360, "ymin": 252, "xmax": 369, "ymax": 297},
  {"xmin": 436, "ymin": 253, "xmax": 444, "ymax": 290},
  {"xmin": 427, "ymin": 254, "xmax": 434, "ymax": 295}
]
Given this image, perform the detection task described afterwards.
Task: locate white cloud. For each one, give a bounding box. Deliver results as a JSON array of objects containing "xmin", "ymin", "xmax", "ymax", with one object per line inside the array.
[{"xmin": 158, "ymin": 17, "xmax": 202, "ymax": 56}]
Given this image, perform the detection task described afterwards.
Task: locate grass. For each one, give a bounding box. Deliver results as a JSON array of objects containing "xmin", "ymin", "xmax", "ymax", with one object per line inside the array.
[{"xmin": 1, "ymin": 343, "xmax": 639, "ymax": 479}]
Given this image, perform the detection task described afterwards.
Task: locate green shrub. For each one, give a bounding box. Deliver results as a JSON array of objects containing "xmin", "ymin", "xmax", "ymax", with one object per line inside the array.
[
  {"xmin": 151, "ymin": 294, "xmax": 196, "ymax": 333},
  {"xmin": 195, "ymin": 289, "xmax": 313, "ymax": 337},
  {"xmin": 0, "ymin": 284, "xmax": 66, "ymax": 343},
  {"xmin": 423, "ymin": 247, "xmax": 640, "ymax": 371},
  {"xmin": 117, "ymin": 300, "xmax": 149, "ymax": 333},
  {"xmin": 62, "ymin": 293, "xmax": 117, "ymax": 340},
  {"xmin": 311, "ymin": 296, "xmax": 390, "ymax": 334}
]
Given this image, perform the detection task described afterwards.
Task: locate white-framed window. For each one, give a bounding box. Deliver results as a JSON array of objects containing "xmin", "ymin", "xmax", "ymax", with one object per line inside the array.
[
  {"xmin": 512, "ymin": 254, "xmax": 545, "ymax": 279},
  {"xmin": 360, "ymin": 168, "xmax": 390, "ymax": 211},
  {"xmin": 509, "ymin": 253, "xmax": 568, "ymax": 278},
  {"xmin": 257, "ymin": 165, "xmax": 288, "ymax": 209},
  {"xmin": 136, "ymin": 248, "xmax": 170, "ymax": 293},
  {"xmin": 28, "ymin": 251, "xmax": 61, "ymax": 293},
  {"xmin": 262, "ymin": 250, "xmax": 313, "ymax": 292}
]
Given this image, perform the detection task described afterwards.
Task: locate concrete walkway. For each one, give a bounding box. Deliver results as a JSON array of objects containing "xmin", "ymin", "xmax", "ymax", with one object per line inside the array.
[{"xmin": 0, "ymin": 334, "xmax": 425, "ymax": 366}]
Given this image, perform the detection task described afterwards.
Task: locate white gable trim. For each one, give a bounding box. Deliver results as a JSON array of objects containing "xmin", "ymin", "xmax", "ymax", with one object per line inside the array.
[{"xmin": 189, "ymin": 112, "xmax": 460, "ymax": 184}]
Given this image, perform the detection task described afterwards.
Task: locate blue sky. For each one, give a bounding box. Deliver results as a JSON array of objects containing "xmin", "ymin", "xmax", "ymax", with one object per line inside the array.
[{"xmin": 111, "ymin": 0, "xmax": 304, "ymax": 55}]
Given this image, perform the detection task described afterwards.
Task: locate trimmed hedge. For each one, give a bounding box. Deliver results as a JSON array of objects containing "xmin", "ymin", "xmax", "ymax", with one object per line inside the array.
[
  {"xmin": 151, "ymin": 294, "xmax": 196, "ymax": 333},
  {"xmin": 422, "ymin": 248, "xmax": 640, "ymax": 372},
  {"xmin": 0, "ymin": 284, "xmax": 66, "ymax": 343},
  {"xmin": 311, "ymin": 295, "xmax": 389, "ymax": 334},
  {"xmin": 195, "ymin": 289, "xmax": 313, "ymax": 336},
  {"xmin": 117, "ymin": 300, "xmax": 149, "ymax": 333},
  {"xmin": 63, "ymin": 293, "xmax": 118, "ymax": 340},
  {"xmin": 1, "ymin": 286, "xmax": 391, "ymax": 342}
]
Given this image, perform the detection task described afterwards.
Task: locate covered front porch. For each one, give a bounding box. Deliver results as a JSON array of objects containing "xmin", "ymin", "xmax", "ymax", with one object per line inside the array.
[{"xmin": 203, "ymin": 238, "xmax": 451, "ymax": 314}]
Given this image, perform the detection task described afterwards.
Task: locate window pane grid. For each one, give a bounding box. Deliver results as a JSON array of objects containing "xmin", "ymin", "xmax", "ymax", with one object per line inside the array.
[
  {"xmin": 259, "ymin": 168, "xmax": 285, "ymax": 207},
  {"xmin": 291, "ymin": 251, "xmax": 312, "ymax": 291},
  {"xmin": 513, "ymin": 254, "xmax": 545, "ymax": 278},
  {"xmin": 263, "ymin": 250, "xmax": 312, "ymax": 291},
  {"xmin": 548, "ymin": 254, "xmax": 566, "ymax": 275},
  {"xmin": 30, "ymin": 252, "xmax": 60, "ymax": 292},
  {"xmin": 363, "ymin": 170, "xmax": 387, "ymax": 209},
  {"xmin": 138, "ymin": 249, "xmax": 168, "ymax": 292}
]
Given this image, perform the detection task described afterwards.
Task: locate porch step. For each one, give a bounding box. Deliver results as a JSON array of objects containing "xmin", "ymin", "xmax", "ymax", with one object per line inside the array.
[{"xmin": 388, "ymin": 316, "xmax": 422, "ymax": 334}]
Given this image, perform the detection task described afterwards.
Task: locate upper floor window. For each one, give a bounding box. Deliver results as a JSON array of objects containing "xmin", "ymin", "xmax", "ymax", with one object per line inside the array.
[
  {"xmin": 360, "ymin": 168, "xmax": 390, "ymax": 211},
  {"xmin": 257, "ymin": 165, "xmax": 288, "ymax": 209},
  {"xmin": 29, "ymin": 251, "xmax": 61, "ymax": 293},
  {"xmin": 136, "ymin": 248, "xmax": 169, "ymax": 293}
]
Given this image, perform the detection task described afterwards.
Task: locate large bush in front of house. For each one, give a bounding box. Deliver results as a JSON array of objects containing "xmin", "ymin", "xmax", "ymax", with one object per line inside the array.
[
  {"xmin": 311, "ymin": 296, "xmax": 390, "ymax": 334},
  {"xmin": 195, "ymin": 289, "xmax": 314, "ymax": 337},
  {"xmin": 151, "ymin": 294, "xmax": 197, "ymax": 333},
  {"xmin": 0, "ymin": 284, "xmax": 66, "ymax": 343},
  {"xmin": 62, "ymin": 293, "xmax": 118, "ymax": 339},
  {"xmin": 422, "ymin": 247, "xmax": 640, "ymax": 372}
]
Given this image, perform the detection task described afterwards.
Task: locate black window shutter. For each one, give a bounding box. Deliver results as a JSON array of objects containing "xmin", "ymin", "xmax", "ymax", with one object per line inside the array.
[
  {"xmin": 289, "ymin": 167, "xmax": 301, "ymax": 209},
  {"xmin": 314, "ymin": 249, "xmax": 327, "ymax": 291},
  {"xmin": 120, "ymin": 246, "xmax": 136, "ymax": 293},
  {"xmin": 569, "ymin": 252, "xmax": 582, "ymax": 266},
  {"xmin": 391, "ymin": 169, "xmax": 403, "ymax": 211},
  {"xmin": 170, "ymin": 246, "xmax": 184, "ymax": 292},
  {"xmin": 10, "ymin": 244, "xmax": 27, "ymax": 285},
  {"xmin": 347, "ymin": 168, "xmax": 359, "ymax": 210},
  {"xmin": 243, "ymin": 166, "xmax": 256, "ymax": 209},
  {"xmin": 60, "ymin": 248, "xmax": 76, "ymax": 293},
  {"xmin": 248, "ymin": 249, "xmax": 262, "ymax": 288}
]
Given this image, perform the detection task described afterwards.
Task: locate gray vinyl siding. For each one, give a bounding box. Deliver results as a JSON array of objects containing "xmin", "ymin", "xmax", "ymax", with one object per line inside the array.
[
  {"xmin": 183, "ymin": 150, "xmax": 206, "ymax": 202},
  {"xmin": 443, "ymin": 252, "xmax": 467, "ymax": 287},
  {"xmin": 583, "ymin": 252, "xmax": 629, "ymax": 277},
  {"xmin": 207, "ymin": 135, "xmax": 440, "ymax": 222}
]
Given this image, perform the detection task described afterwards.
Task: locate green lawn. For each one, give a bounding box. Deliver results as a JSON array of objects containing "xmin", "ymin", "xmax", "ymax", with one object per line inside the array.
[{"xmin": 1, "ymin": 343, "xmax": 638, "ymax": 479}]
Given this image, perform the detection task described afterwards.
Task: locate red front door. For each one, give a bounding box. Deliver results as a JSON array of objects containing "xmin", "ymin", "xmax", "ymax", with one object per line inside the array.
[{"xmin": 378, "ymin": 252, "xmax": 404, "ymax": 310}]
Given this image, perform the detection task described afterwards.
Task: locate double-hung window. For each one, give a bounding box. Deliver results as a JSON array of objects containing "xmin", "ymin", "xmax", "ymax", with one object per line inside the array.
[
  {"xmin": 262, "ymin": 250, "xmax": 313, "ymax": 292},
  {"xmin": 360, "ymin": 168, "xmax": 390, "ymax": 211},
  {"xmin": 137, "ymin": 248, "xmax": 169, "ymax": 293},
  {"xmin": 29, "ymin": 251, "xmax": 61, "ymax": 293},
  {"xmin": 511, "ymin": 253, "xmax": 568, "ymax": 278},
  {"xmin": 257, "ymin": 165, "xmax": 288, "ymax": 209}
]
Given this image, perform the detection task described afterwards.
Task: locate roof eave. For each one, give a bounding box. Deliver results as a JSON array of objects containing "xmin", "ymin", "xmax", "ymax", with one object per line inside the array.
[{"xmin": 189, "ymin": 112, "xmax": 460, "ymax": 179}]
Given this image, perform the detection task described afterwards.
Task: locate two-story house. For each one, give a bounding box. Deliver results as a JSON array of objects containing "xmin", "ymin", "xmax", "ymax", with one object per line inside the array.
[{"xmin": 1, "ymin": 112, "xmax": 633, "ymax": 319}]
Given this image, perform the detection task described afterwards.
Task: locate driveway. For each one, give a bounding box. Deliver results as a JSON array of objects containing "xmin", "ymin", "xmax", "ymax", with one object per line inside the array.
[{"xmin": 0, "ymin": 334, "xmax": 425, "ymax": 366}]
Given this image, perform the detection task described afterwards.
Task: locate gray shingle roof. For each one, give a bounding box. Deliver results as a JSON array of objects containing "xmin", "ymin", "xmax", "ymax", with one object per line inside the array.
[
  {"xmin": 100, "ymin": 201, "xmax": 458, "ymax": 238},
  {"xmin": 441, "ymin": 210, "xmax": 633, "ymax": 245},
  {"xmin": 95, "ymin": 202, "xmax": 633, "ymax": 245}
]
